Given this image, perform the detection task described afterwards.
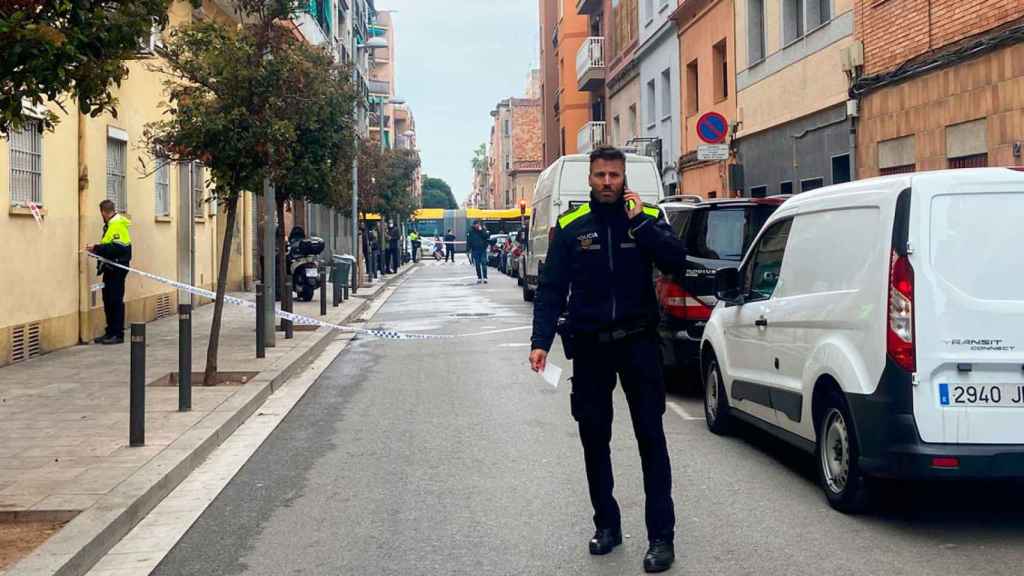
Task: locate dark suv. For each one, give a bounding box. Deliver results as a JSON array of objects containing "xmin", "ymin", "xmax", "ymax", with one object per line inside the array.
[{"xmin": 655, "ymin": 195, "xmax": 788, "ymax": 388}]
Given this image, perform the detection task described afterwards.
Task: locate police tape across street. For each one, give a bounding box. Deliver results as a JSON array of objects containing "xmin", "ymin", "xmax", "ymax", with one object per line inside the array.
[{"xmin": 84, "ymin": 252, "xmax": 530, "ymax": 341}]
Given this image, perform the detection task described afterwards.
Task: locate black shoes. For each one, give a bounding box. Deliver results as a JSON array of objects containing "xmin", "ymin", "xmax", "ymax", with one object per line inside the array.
[
  {"xmin": 643, "ymin": 539, "xmax": 675, "ymax": 573},
  {"xmin": 588, "ymin": 528, "xmax": 622, "ymax": 555},
  {"xmin": 98, "ymin": 334, "xmax": 124, "ymax": 345}
]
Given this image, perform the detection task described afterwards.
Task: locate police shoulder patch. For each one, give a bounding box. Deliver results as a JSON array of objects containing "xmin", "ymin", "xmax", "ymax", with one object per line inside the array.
[{"xmin": 558, "ymin": 203, "xmax": 592, "ymax": 229}]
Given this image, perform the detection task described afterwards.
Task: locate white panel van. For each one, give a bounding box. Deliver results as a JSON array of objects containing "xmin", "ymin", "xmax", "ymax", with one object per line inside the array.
[
  {"xmin": 700, "ymin": 168, "xmax": 1024, "ymax": 512},
  {"xmin": 522, "ymin": 153, "xmax": 663, "ymax": 301}
]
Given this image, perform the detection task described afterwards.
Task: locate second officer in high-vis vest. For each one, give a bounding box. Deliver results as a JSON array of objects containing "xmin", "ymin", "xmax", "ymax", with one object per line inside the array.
[
  {"xmin": 529, "ymin": 146, "xmax": 688, "ymax": 573},
  {"xmin": 88, "ymin": 199, "xmax": 132, "ymax": 345}
]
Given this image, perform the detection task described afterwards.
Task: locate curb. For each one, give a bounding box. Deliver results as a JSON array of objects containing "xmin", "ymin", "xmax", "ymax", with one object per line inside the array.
[{"xmin": 5, "ymin": 264, "xmax": 416, "ymax": 576}]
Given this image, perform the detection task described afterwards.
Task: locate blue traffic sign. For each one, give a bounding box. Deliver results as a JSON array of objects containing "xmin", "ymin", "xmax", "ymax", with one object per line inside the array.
[{"xmin": 696, "ymin": 111, "xmax": 728, "ymax": 144}]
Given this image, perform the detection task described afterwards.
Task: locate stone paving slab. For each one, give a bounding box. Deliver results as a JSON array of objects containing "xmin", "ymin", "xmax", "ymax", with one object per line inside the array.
[{"xmin": 0, "ymin": 266, "xmax": 414, "ymax": 576}]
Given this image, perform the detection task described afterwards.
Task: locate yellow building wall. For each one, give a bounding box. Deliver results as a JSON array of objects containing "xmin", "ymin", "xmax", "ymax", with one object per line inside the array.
[
  {"xmin": 0, "ymin": 0, "xmax": 253, "ymax": 365},
  {"xmin": 735, "ymin": 1, "xmax": 854, "ymax": 138},
  {"xmin": 736, "ymin": 36, "xmax": 854, "ymax": 137},
  {"xmin": 0, "ymin": 101, "xmax": 83, "ymax": 361}
]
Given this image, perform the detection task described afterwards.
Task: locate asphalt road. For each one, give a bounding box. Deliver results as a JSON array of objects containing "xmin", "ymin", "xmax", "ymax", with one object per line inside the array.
[{"xmin": 153, "ymin": 260, "xmax": 1024, "ymax": 576}]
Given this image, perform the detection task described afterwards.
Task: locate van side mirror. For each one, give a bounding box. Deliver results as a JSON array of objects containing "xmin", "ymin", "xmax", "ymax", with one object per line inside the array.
[{"xmin": 715, "ymin": 267, "xmax": 743, "ymax": 304}]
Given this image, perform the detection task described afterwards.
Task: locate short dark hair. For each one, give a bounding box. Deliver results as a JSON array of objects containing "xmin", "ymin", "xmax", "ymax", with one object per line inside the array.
[
  {"xmin": 589, "ymin": 145, "xmax": 626, "ymax": 166},
  {"xmin": 99, "ymin": 199, "xmax": 116, "ymax": 213}
]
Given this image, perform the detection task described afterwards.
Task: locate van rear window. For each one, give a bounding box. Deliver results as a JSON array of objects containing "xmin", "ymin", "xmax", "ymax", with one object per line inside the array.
[{"xmin": 930, "ymin": 192, "xmax": 1023, "ymax": 301}]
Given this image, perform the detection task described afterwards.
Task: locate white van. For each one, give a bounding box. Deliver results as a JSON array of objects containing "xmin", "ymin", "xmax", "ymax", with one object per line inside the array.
[
  {"xmin": 522, "ymin": 153, "xmax": 663, "ymax": 301},
  {"xmin": 700, "ymin": 168, "xmax": 1024, "ymax": 512}
]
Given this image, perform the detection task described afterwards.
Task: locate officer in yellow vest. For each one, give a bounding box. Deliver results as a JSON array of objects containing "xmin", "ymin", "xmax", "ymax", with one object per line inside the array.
[{"xmin": 87, "ymin": 199, "xmax": 132, "ymax": 344}]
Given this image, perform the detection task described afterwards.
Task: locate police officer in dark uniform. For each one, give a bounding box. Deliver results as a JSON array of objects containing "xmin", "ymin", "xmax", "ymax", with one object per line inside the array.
[{"xmin": 529, "ymin": 146, "xmax": 688, "ymax": 573}]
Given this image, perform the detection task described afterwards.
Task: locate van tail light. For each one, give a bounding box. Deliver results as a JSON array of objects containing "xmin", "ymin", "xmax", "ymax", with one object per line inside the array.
[
  {"xmin": 656, "ymin": 277, "xmax": 713, "ymax": 321},
  {"xmin": 548, "ymin": 226, "xmax": 557, "ymax": 242},
  {"xmin": 931, "ymin": 457, "xmax": 960, "ymax": 469},
  {"xmin": 887, "ymin": 251, "xmax": 916, "ymax": 372}
]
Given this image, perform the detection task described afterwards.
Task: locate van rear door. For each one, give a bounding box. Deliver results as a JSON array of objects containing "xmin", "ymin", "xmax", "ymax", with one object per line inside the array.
[{"xmin": 912, "ymin": 169, "xmax": 1024, "ymax": 444}]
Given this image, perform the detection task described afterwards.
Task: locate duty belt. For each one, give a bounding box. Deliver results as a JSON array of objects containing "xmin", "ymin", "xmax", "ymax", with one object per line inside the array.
[{"xmin": 577, "ymin": 324, "xmax": 650, "ymax": 344}]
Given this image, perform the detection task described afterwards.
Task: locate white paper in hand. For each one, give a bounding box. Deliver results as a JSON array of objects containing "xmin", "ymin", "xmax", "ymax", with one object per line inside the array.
[{"xmin": 540, "ymin": 362, "xmax": 562, "ymax": 388}]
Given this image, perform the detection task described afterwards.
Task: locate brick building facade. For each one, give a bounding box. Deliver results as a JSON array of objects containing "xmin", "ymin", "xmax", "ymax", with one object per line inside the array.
[
  {"xmin": 854, "ymin": 2, "xmax": 1024, "ymax": 177},
  {"xmin": 489, "ymin": 98, "xmax": 543, "ymax": 209}
]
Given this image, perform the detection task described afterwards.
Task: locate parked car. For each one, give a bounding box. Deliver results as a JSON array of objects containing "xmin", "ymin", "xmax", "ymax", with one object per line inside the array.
[
  {"xmin": 700, "ymin": 167, "xmax": 1024, "ymax": 513},
  {"xmin": 524, "ymin": 152, "xmax": 663, "ymax": 302},
  {"xmin": 487, "ymin": 234, "xmax": 509, "ymax": 268},
  {"xmin": 655, "ymin": 195, "xmax": 788, "ymax": 389}
]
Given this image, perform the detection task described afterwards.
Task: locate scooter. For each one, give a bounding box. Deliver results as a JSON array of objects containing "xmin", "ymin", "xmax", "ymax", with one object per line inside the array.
[{"xmin": 288, "ymin": 236, "xmax": 325, "ymax": 302}]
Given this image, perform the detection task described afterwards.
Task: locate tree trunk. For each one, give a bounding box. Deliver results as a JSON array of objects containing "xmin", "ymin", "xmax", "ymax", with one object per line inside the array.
[
  {"xmin": 275, "ymin": 197, "xmax": 293, "ymax": 317},
  {"xmin": 203, "ymin": 194, "xmax": 239, "ymax": 386}
]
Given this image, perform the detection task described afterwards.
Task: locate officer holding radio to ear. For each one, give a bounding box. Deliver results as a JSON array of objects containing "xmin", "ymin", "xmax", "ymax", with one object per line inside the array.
[{"xmin": 529, "ymin": 146, "xmax": 688, "ymax": 573}]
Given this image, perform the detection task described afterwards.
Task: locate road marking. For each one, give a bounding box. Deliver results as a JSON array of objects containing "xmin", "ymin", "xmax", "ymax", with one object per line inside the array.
[
  {"xmin": 461, "ymin": 325, "xmax": 532, "ymax": 337},
  {"xmin": 667, "ymin": 400, "xmax": 703, "ymax": 421},
  {"xmin": 498, "ymin": 342, "xmax": 531, "ymax": 348}
]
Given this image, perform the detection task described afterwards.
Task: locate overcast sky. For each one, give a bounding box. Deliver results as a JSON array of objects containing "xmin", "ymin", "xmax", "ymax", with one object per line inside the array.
[{"xmin": 379, "ymin": 0, "xmax": 539, "ymax": 204}]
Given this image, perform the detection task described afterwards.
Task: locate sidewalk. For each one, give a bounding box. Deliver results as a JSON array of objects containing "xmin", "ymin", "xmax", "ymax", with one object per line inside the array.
[{"xmin": 0, "ymin": 264, "xmax": 414, "ymax": 576}]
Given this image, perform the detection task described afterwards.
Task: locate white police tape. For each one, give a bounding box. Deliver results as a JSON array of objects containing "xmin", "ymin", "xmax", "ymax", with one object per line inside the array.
[
  {"xmin": 84, "ymin": 252, "xmax": 458, "ymax": 340},
  {"xmin": 85, "ymin": 253, "xmax": 532, "ymax": 340}
]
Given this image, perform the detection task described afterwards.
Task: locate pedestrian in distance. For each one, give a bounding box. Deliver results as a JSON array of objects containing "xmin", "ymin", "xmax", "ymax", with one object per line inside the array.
[
  {"xmin": 444, "ymin": 229, "xmax": 456, "ymax": 263},
  {"xmin": 467, "ymin": 220, "xmax": 490, "ymax": 284},
  {"xmin": 86, "ymin": 199, "xmax": 132, "ymax": 345},
  {"xmin": 388, "ymin": 222, "xmax": 401, "ymax": 272},
  {"xmin": 408, "ymin": 229, "xmax": 421, "ymax": 263},
  {"xmin": 529, "ymin": 146, "xmax": 689, "ymax": 573}
]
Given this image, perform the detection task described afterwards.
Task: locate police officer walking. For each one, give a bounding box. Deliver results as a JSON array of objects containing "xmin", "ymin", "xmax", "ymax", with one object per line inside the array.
[
  {"xmin": 87, "ymin": 199, "xmax": 133, "ymax": 345},
  {"xmin": 529, "ymin": 146, "xmax": 688, "ymax": 573}
]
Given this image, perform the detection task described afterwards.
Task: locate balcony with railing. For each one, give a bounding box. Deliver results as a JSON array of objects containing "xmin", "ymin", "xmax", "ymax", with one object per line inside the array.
[
  {"xmin": 577, "ymin": 121, "xmax": 607, "ymax": 154},
  {"xmin": 576, "ymin": 37, "xmax": 606, "ymax": 92},
  {"xmin": 368, "ymin": 78, "xmax": 390, "ymax": 97}
]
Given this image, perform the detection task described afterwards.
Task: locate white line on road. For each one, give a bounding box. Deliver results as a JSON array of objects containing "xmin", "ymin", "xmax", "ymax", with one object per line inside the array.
[
  {"xmin": 667, "ymin": 400, "xmax": 703, "ymax": 421},
  {"xmin": 498, "ymin": 342, "xmax": 531, "ymax": 348},
  {"xmin": 460, "ymin": 325, "xmax": 532, "ymax": 337}
]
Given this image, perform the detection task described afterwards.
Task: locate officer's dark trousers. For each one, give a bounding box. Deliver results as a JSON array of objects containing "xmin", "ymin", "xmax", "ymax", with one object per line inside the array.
[
  {"xmin": 471, "ymin": 250, "xmax": 487, "ymax": 279},
  {"xmin": 570, "ymin": 331, "xmax": 674, "ymax": 541},
  {"xmin": 445, "ymin": 244, "xmax": 455, "ymax": 262},
  {"xmin": 102, "ymin": 269, "xmax": 127, "ymax": 338}
]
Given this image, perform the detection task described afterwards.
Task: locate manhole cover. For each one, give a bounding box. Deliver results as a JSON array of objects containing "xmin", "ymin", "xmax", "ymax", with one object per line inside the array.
[{"xmin": 451, "ymin": 312, "xmax": 495, "ymax": 318}]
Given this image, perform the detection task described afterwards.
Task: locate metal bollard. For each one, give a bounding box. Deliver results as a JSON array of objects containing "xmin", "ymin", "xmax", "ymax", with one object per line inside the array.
[
  {"xmin": 130, "ymin": 323, "xmax": 145, "ymax": 447},
  {"xmin": 320, "ymin": 267, "xmax": 327, "ymax": 316},
  {"xmin": 178, "ymin": 304, "xmax": 191, "ymax": 412},
  {"xmin": 255, "ymin": 283, "xmax": 265, "ymax": 359},
  {"xmin": 332, "ymin": 262, "xmax": 341, "ymax": 308},
  {"xmin": 283, "ymin": 278, "xmax": 293, "ymax": 339}
]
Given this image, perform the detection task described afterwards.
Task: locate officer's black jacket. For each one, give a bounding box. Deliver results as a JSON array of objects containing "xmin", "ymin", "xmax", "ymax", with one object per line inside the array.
[{"xmin": 531, "ymin": 195, "xmax": 688, "ymax": 352}]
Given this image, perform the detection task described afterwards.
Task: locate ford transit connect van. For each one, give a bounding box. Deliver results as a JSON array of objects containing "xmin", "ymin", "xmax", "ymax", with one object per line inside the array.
[
  {"xmin": 523, "ymin": 153, "xmax": 662, "ymax": 301},
  {"xmin": 700, "ymin": 168, "xmax": 1024, "ymax": 512}
]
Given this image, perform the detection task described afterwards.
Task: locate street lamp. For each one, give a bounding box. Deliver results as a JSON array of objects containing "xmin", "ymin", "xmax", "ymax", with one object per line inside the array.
[{"xmin": 352, "ymin": 35, "xmax": 388, "ymax": 286}]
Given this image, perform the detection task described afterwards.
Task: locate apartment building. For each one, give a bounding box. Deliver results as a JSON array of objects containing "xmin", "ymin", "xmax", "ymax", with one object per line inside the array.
[
  {"xmin": 575, "ymin": 0, "xmax": 609, "ymax": 154},
  {"xmin": 637, "ymin": 0, "xmax": 682, "ymax": 195},
  {"xmin": 853, "ymin": 1, "xmax": 1024, "ymax": 176},
  {"xmin": 734, "ymin": 0, "xmax": 857, "ymax": 197},
  {"xmin": 489, "ymin": 98, "xmax": 543, "ymax": 209},
  {"xmin": 605, "ymin": 0, "xmax": 642, "ymax": 149},
  {"xmin": 670, "ymin": 0, "xmax": 738, "ymax": 198},
  {"xmin": 540, "ymin": 0, "xmax": 591, "ymax": 165}
]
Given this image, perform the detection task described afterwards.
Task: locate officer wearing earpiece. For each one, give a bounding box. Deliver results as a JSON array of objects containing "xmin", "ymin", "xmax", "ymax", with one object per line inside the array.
[
  {"xmin": 529, "ymin": 146, "xmax": 688, "ymax": 573},
  {"xmin": 87, "ymin": 199, "xmax": 133, "ymax": 345}
]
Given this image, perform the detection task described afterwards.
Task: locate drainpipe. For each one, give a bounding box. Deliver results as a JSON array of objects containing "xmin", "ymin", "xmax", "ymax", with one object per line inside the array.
[{"xmin": 77, "ymin": 111, "xmax": 91, "ymax": 343}]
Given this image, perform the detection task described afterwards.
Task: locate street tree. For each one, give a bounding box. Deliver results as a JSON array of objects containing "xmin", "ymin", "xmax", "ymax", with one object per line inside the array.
[
  {"xmin": 421, "ymin": 176, "xmax": 457, "ymax": 209},
  {"xmin": 0, "ymin": 0, "xmax": 180, "ymax": 134},
  {"xmin": 144, "ymin": 0, "xmax": 355, "ymax": 385},
  {"xmin": 470, "ymin": 143, "xmax": 487, "ymax": 172}
]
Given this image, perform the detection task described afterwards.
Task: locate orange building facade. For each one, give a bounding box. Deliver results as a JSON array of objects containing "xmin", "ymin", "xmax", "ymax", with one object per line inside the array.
[{"xmin": 672, "ymin": 0, "xmax": 737, "ymax": 199}]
